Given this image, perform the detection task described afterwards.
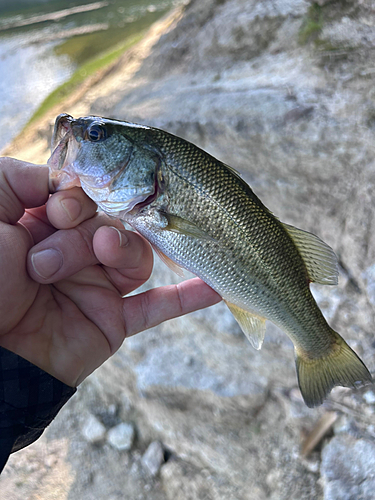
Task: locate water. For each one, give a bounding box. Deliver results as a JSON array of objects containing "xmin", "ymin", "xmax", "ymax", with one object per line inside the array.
[{"xmin": 0, "ymin": 0, "xmax": 182, "ymax": 151}]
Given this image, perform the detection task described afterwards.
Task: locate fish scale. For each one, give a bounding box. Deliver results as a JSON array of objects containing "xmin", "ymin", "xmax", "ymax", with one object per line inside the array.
[
  {"xmin": 153, "ymin": 135, "xmax": 308, "ymax": 305},
  {"xmin": 48, "ymin": 114, "xmax": 373, "ymax": 407},
  {"xmin": 136, "ymin": 163, "xmax": 314, "ymax": 327}
]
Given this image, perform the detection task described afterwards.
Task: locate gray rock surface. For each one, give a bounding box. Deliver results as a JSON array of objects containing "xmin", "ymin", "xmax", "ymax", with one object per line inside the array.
[
  {"xmin": 321, "ymin": 435, "xmax": 375, "ymax": 500},
  {"xmin": 3, "ymin": 0, "xmax": 375, "ymax": 499}
]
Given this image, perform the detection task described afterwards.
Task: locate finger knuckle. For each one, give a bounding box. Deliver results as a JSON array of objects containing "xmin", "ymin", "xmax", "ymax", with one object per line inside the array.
[
  {"xmin": 140, "ymin": 291, "xmax": 153, "ymax": 331},
  {"xmin": 73, "ymin": 225, "xmax": 97, "ymax": 261},
  {"xmin": 174, "ymin": 284, "xmax": 184, "ymax": 315}
]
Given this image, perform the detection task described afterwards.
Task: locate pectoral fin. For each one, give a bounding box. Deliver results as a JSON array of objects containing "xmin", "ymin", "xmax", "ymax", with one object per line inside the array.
[
  {"xmin": 283, "ymin": 223, "xmax": 338, "ymax": 285},
  {"xmin": 224, "ymin": 301, "xmax": 266, "ymax": 350},
  {"xmin": 160, "ymin": 211, "xmax": 214, "ymax": 241},
  {"xmin": 153, "ymin": 247, "xmax": 185, "ymax": 277}
]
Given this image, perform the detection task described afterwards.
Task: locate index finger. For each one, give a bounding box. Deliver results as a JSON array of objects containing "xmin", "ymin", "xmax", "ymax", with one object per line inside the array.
[
  {"xmin": 0, "ymin": 158, "xmax": 49, "ymax": 224},
  {"xmin": 122, "ymin": 278, "xmax": 222, "ymax": 338}
]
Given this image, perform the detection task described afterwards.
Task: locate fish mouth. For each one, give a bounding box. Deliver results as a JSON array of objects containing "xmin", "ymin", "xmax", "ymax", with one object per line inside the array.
[
  {"xmin": 51, "ymin": 113, "xmax": 73, "ymax": 153},
  {"xmin": 48, "ymin": 114, "xmax": 81, "ymax": 191}
]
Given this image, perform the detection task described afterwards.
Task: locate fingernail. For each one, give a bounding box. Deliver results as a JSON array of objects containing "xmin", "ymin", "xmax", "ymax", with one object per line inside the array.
[
  {"xmin": 60, "ymin": 198, "xmax": 82, "ymax": 221},
  {"xmin": 31, "ymin": 249, "xmax": 63, "ymax": 279},
  {"xmin": 110, "ymin": 226, "xmax": 128, "ymax": 247}
]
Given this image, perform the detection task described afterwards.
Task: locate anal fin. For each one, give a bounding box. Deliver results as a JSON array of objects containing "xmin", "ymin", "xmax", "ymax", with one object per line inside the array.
[{"xmin": 225, "ymin": 301, "xmax": 266, "ymax": 350}]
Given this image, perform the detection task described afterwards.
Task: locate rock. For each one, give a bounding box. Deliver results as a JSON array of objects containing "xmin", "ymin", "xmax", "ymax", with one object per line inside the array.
[
  {"xmin": 363, "ymin": 390, "xmax": 375, "ymax": 405},
  {"xmin": 320, "ymin": 16, "xmax": 375, "ymax": 50},
  {"xmin": 81, "ymin": 414, "xmax": 106, "ymax": 444},
  {"xmin": 160, "ymin": 458, "xmax": 266, "ymax": 500},
  {"xmin": 362, "ymin": 264, "xmax": 375, "ymax": 307},
  {"xmin": 141, "ymin": 441, "xmax": 165, "ymax": 476},
  {"xmin": 321, "ymin": 435, "xmax": 375, "ymax": 500},
  {"xmin": 107, "ymin": 422, "xmax": 135, "ymax": 451}
]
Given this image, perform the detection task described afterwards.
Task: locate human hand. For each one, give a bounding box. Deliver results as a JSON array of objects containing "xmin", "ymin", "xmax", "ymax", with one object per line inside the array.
[{"xmin": 0, "ymin": 158, "xmax": 221, "ymax": 387}]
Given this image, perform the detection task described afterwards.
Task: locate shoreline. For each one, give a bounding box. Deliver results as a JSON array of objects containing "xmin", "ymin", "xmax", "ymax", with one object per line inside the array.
[
  {"xmin": 0, "ymin": 1, "xmax": 109, "ymax": 31},
  {"xmin": 1, "ymin": 5, "xmax": 183, "ymax": 163}
]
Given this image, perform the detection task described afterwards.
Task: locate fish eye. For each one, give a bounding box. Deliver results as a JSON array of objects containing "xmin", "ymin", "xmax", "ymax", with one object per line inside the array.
[{"xmin": 86, "ymin": 124, "xmax": 107, "ymax": 142}]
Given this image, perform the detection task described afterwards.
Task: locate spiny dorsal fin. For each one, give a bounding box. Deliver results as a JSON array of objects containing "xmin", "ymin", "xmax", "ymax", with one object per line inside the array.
[
  {"xmin": 224, "ymin": 300, "xmax": 266, "ymax": 350},
  {"xmin": 153, "ymin": 247, "xmax": 185, "ymax": 277},
  {"xmin": 283, "ymin": 223, "xmax": 338, "ymax": 285}
]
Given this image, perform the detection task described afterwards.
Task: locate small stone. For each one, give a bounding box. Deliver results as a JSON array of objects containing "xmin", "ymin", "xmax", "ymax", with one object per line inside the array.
[
  {"xmin": 44, "ymin": 455, "xmax": 58, "ymax": 468},
  {"xmin": 302, "ymin": 458, "xmax": 320, "ymax": 474},
  {"xmin": 141, "ymin": 441, "xmax": 165, "ymax": 476},
  {"xmin": 107, "ymin": 422, "xmax": 135, "ymax": 451},
  {"xmin": 82, "ymin": 414, "xmax": 106, "ymax": 444},
  {"xmin": 363, "ymin": 390, "xmax": 375, "ymax": 405}
]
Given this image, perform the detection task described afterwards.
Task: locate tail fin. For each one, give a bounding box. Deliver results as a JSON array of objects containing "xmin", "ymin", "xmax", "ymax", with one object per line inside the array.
[{"xmin": 296, "ymin": 330, "xmax": 373, "ymax": 408}]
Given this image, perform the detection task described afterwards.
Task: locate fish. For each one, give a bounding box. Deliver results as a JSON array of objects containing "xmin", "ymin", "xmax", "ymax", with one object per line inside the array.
[{"xmin": 48, "ymin": 113, "xmax": 373, "ymax": 408}]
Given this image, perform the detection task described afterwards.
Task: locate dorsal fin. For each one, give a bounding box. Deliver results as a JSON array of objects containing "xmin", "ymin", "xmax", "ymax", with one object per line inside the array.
[
  {"xmin": 224, "ymin": 301, "xmax": 266, "ymax": 350},
  {"xmin": 283, "ymin": 223, "xmax": 338, "ymax": 285}
]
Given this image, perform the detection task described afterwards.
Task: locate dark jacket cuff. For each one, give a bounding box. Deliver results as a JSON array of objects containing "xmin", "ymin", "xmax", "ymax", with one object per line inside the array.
[{"xmin": 0, "ymin": 347, "xmax": 76, "ymax": 471}]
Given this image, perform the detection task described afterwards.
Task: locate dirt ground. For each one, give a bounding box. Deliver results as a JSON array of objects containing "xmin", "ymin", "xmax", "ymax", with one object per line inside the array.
[{"xmin": 1, "ymin": 1, "xmax": 375, "ymax": 499}]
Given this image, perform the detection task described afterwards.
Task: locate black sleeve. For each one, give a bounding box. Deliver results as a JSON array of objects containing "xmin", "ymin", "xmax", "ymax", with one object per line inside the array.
[{"xmin": 0, "ymin": 347, "xmax": 77, "ymax": 473}]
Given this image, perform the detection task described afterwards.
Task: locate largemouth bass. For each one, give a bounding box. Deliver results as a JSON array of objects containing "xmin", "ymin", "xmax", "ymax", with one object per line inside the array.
[{"xmin": 48, "ymin": 113, "xmax": 372, "ymax": 407}]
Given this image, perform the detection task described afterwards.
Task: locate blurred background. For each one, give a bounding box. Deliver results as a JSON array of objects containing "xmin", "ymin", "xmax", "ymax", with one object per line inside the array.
[
  {"xmin": 1, "ymin": 1, "xmax": 375, "ymax": 499},
  {"xmin": 0, "ymin": 0, "xmax": 182, "ymax": 150}
]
